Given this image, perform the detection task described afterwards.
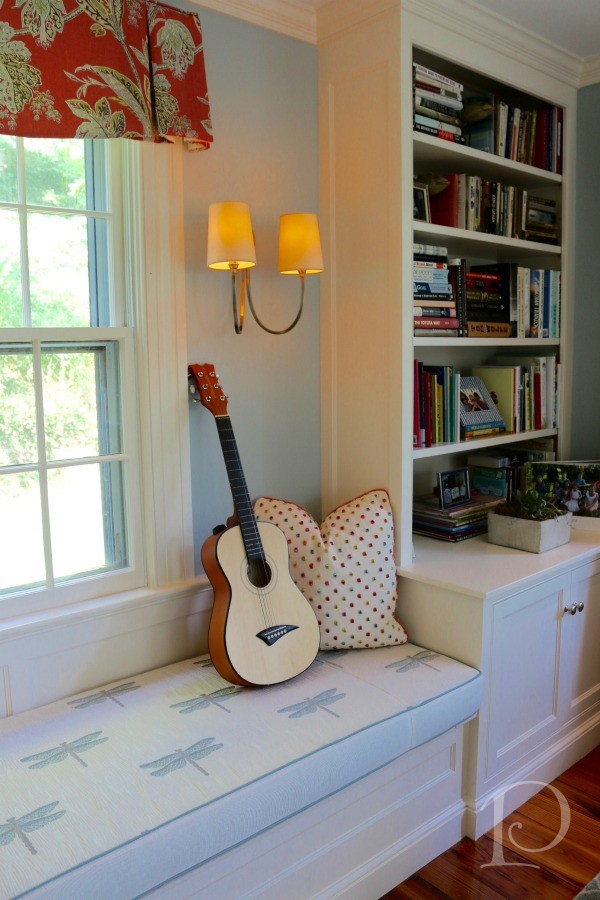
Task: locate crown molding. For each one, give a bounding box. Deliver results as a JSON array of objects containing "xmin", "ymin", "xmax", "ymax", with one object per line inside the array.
[
  {"xmin": 192, "ymin": 0, "xmax": 317, "ymax": 43},
  {"xmin": 402, "ymin": 0, "xmax": 582, "ymax": 88},
  {"xmin": 580, "ymin": 55, "xmax": 600, "ymax": 87}
]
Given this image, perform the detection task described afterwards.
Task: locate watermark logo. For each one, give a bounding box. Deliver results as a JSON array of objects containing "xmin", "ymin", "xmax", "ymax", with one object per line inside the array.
[{"xmin": 481, "ymin": 780, "xmax": 571, "ymax": 869}]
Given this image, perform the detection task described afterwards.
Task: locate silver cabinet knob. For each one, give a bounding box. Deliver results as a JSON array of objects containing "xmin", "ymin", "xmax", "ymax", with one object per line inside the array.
[
  {"xmin": 577, "ymin": 602, "xmax": 585, "ymax": 612},
  {"xmin": 564, "ymin": 604, "xmax": 577, "ymax": 616}
]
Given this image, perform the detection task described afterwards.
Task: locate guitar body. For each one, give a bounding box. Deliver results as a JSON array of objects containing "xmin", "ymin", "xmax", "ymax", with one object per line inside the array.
[{"xmin": 203, "ymin": 521, "xmax": 320, "ymax": 686}]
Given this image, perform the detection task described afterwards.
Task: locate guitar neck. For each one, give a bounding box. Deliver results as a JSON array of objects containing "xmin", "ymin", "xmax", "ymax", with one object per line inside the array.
[{"xmin": 215, "ymin": 416, "xmax": 265, "ymax": 562}]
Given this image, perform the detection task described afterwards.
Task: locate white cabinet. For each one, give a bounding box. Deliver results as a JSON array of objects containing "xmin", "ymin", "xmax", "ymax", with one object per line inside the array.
[
  {"xmin": 559, "ymin": 558, "xmax": 600, "ymax": 725},
  {"xmin": 397, "ymin": 533, "xmax": 600, "ymax": 837}
]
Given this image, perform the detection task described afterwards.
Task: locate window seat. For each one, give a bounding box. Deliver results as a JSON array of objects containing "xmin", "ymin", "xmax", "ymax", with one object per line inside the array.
[{"xmin": 0, "ymin": 643, "xmax": 482, "ymax": 899}]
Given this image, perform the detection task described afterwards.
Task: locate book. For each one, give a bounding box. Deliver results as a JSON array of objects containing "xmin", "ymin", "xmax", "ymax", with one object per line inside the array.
[
  {"xmin": 414, "ymin": 317, "xmax": 460, "ymax": 329},
  {"xmin": 466, "ymin": 322, "xmax": 512, "ymax": 337},
  {"xmin": 428, "ymin": 173, "xmax": 463, "ymax": 228},
  {"xmin": 471, "ymin": 366, "xmax": 518, "ymax": 433},
  {"xmin": 414, "ymin": 282, "xmax": 453, "ymax": 295},
  {"xmin": 413, "ymin": 123, "xmax": 466, "ymax": 144},
  {"xmin": 414, "ymin": 114, "xmax": 462, "ymax": 136},
  {"xmin": 412, "ymin": 63, "xmax": 463, "ymax": 93},
  {"xmin": 458, "ymin": 375, "xmax": 506, "ymax": 437},
  {"xmin": 413, "ymin": 307, "xmax": 457, "ymax": 317}
]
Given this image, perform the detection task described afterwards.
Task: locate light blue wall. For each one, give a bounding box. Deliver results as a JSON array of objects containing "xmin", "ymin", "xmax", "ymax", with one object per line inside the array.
[
  {"xmin": 182, "ymin": 10, "xmax": 320, "ymax": 572},
  {"xmin": 572, "ymin": 82, "xmax": 600, "ymax": 458}
]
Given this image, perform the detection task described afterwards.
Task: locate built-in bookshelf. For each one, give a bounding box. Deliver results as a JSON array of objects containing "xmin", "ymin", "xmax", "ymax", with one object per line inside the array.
[
  {"xmin": 318, "ymin": 0, "xmax": 576, "ymax": 567},
  {"xmin": 410, "ymin": 45, "xmax": 569, "ymax": 541}
]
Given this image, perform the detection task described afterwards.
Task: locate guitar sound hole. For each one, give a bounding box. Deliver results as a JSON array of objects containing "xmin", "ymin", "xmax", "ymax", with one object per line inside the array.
[{"xmin": 247, "ymin": 558, "xmax": 272, "ymax": 589}]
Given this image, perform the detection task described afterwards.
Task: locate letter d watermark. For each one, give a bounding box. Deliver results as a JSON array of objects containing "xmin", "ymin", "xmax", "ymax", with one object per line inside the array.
[{"xmin": 480, "ymin": 780, "xmax": 571, "ymax": 868}]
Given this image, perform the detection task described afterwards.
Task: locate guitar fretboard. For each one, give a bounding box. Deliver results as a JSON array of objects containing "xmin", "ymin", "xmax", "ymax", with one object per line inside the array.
[{"xmin": 215, "ymin": 416, "xmax": 265, "ymax": 562}]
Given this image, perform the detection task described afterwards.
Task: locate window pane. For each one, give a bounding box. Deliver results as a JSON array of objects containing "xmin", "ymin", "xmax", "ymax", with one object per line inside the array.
[
  {"xmin": 0, "ymin": 345, "xmax": 37, "ymax": 466},
  {"xmin": 0, "ymin": 136, "xmax": 17, "ymax": 203},
  {"xmin": 0, "ymin": 473, "xmax": 46, "ymax": 593},
  {"xmin": 48, "ymin": 462, "xmax": 127, "ymax": 580},
  {"xmin": 29, "ymin": 212, "xmax": 91, "ymax": 326},
  {"xmin": 0, "ymin": 209, "xmax": 23, "ymax": 327},
  {"xmin": 24, "ymin": 138, "xmax": 87, "ymax": 210},
  {"xmin": 42, "ymin": 342, "xmax": 122, "ymax": 461}
]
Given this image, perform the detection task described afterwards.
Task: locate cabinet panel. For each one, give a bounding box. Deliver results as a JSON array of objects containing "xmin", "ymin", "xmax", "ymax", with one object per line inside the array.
[
  {"xmin": 560, "ymin": 561, "xmax": 600, "ymax": 722},
  {"xmin": 487, "ymin": 577, "xmax": 566, "ymax": 778}
]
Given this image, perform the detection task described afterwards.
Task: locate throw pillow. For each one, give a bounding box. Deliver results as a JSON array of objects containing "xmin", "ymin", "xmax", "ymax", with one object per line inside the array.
[{"xmin": 253, "ymin": 489, "xmax": 408, "ymax": 650}]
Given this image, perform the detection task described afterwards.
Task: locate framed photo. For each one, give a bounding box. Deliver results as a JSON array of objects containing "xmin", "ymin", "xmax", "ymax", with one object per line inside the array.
[
  {"xmin": 438, "ymin": 467, "xmax": 472, "ymax": 510},
  {"xmin": 413, "ymin": 183, "xmax": 430, "ymax": 223}
]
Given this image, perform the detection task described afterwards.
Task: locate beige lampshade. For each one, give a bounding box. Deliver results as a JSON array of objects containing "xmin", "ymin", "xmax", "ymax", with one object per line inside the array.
[
  {"xmin": 278, "ymin": 213, "xmax": 324, "ymax": 275},
  {"xmin": 207, "ymin": 202, "xmax": 256, "ymax": 270}
]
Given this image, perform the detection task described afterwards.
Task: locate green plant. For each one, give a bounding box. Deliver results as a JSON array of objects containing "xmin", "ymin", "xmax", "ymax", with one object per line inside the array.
[{"xmin": 494, "ymin": 489, "xmax": 564, "ymax": 521}]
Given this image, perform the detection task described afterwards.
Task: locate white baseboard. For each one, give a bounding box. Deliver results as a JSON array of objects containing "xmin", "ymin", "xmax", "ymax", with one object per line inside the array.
[{"xmin": 465, "ymin": 708, "xmax": 600, "ymax": 838}]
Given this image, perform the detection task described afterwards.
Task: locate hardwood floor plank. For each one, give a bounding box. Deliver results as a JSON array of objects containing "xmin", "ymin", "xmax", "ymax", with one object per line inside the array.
[{"xmin": 380, "ymin": 746, "xmax": 600, "ymax": 899}]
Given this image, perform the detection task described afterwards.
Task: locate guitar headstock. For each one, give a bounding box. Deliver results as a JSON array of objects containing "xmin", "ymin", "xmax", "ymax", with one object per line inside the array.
[{"xmin": 188, "ymin": 364, "xmax": 229, "ymax": 417}]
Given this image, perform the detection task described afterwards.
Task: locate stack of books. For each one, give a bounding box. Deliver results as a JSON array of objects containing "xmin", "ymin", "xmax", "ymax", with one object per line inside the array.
[
  {"xmin": 465, "ymin": 270, "xmax": 510, "ymax": 337},
  {"xmin": 412, "ymin": 494, "xmax": 503, "ymax": 542},
  {"xmin": 413, "ymin": 63, "xmax": 464, "ymax": 144},
  {"xmin": 524, "ymin": 196, "xmax": 559, "ymax": 245},
  {"xmin": 413, "ymin": 243, "xmax": 459, "ymax": 336}
]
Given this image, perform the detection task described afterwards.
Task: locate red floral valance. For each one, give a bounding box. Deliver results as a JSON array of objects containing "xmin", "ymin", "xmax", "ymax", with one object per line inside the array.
[{"xmin": 0, "ymin": 0, "xmax": 213, "ymax": 149}]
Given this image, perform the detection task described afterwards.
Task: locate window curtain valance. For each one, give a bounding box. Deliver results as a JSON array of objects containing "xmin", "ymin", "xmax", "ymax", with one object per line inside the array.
[{"xmin": 0, "ymin": 0, "xmax": 212, "ymax": 149}]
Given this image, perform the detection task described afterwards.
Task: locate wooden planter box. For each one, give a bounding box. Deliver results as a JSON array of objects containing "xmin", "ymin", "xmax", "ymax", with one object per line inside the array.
[{"xmin": 487, "ymin": 511, "xmax": 572, "ymax": 553}]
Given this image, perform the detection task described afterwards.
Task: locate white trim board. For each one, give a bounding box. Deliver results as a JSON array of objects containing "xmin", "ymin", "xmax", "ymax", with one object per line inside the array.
[{"xmin": 190, "ymin": 0, "xmax": 600, "ymax": 87}]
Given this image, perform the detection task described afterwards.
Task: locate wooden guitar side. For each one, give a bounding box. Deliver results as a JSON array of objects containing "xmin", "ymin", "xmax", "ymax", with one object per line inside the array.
[{"xmin": 202, "ymin": 521, "xmax": 320, "ymax": 687}]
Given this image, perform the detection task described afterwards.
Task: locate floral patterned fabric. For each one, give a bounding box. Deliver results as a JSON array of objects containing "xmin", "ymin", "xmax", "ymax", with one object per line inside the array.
[
  {"xmin": 0, "ymin": 0, "xmax": 212, "ymax": 149},
  {"xmin": 254, "ymin": 490, "xmax": 409, "ymax": 650}
]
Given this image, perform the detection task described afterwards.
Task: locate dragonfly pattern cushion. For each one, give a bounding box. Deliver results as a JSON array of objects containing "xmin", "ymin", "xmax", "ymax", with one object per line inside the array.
[
  {"xmin": 253, "ymin": 489, "xmax": 408, "ymax": 650},
  {"xmin": 0, "ymin": 644, "xmax": 482, "ymax": 897}
]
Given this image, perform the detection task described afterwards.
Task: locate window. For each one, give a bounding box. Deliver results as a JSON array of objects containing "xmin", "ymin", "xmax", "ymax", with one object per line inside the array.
[{"xmin": 0, "ymin": 137, "xmax": 145, "ymax": 612}]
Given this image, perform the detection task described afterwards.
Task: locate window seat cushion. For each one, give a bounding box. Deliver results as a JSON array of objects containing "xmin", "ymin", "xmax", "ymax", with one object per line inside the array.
[{"xmin": 0, "ymin": 643, "xmax": 481, "ymax": 898}]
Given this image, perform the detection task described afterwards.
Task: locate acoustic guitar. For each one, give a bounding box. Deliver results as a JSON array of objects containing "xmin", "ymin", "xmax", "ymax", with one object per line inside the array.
[{"xmin": 188, "ymin": 363, "xmax": 320, "ymax": 687}]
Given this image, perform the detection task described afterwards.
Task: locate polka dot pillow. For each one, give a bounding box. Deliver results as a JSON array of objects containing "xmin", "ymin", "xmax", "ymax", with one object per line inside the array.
[{"xmin": 253, "ymin": 489, "xmax": 408, "ymax": 650}]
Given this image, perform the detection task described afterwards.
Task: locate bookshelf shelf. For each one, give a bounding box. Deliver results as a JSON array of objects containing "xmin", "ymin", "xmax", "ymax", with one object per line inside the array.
[
  {"xmin": 414, "ymin": 337, "xmax": 560, "ymax": 348},
  {"xmin": 413, "ymin": 221, "xmax": 561, "ymax": 261},
  {"xmin": 413, "ymin": 428, "xmax": 558, "ymax": 460},
  {"xmin": 413, "ymin": 132, "xmax": 562, "ymax": 189}
]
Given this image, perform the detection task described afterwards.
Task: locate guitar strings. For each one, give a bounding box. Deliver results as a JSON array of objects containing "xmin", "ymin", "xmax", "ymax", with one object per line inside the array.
[{"xmin": 222, "ymin": 419, "xmax": 276, "ymax": 628}]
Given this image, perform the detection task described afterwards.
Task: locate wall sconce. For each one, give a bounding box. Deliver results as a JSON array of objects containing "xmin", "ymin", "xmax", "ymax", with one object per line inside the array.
[{"xmin": 207, "ymin": 201, "xmax": 324, "ymax": 335}]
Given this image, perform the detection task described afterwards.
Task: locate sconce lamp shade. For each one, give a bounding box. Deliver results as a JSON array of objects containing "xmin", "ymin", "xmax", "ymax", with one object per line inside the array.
[
  {"xmin": 207, "ymin": 201, "xmax": 256, "ymax": 270},
  {"xmin": 278, "ymin": 213, "xmax": 324, "ymax": 275}
]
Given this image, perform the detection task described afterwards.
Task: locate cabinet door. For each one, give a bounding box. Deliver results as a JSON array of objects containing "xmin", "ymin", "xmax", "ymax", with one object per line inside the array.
[
  {"xmin": 559, "ymin": 559, "xmax": 600, "ymax": 723},
  {"xmin": 486, "ymin": 574, "xmax": 569, "ymax": 780}
]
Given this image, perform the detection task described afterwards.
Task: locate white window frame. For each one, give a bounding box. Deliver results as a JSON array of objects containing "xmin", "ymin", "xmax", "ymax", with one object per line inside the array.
[{"xmin": 0, "ymin": 139, "xmax": 195, "ymax": 623}]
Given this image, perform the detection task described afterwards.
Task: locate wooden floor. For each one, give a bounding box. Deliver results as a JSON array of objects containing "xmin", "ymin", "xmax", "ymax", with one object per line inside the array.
[{"xmin": 382, "ymin": 745, "xmax": 600, "ymax": 899}]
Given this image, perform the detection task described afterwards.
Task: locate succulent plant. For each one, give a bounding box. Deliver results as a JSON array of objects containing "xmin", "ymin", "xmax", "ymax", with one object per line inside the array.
[{"xmin": 493, "ymin": 489, "xmax": 564, "ymax": 522}]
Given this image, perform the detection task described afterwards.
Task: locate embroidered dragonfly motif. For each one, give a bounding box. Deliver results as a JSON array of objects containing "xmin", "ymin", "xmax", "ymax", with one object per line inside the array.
[
  {"xmin": 140, "ymin": 737, "xmax": 223, "ymax": 776},
  {"xmin": 67, "ymin": 681, "xmax": 141, "ymax": 709},
  {"xmin": 312, "ymin": 650, "xmax": 349, "ymax": 670},
  {"xmin": 20, "ymin": 732, "xmax": 109, "ymax": 769},
  {"xmin": 0, "ymin": 802, "xmax": 66, "ymax": 855},
  {"xmin": 278, "ymin": 688, "xmax": 346, "ymax": 719},
  {"xmin": 385, "ymin": 650, "xmax": 441, "ymax": 673},
  {"xmin": 170, "ymin": 686, "xmax": 240, "ymax": 714}
]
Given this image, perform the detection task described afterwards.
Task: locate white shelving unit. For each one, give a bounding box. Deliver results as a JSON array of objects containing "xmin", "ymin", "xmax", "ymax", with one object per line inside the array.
[
  {"xmin": 318, "ymin": 0, "xmax": 577, "ymax": 568},
  {"xmin": 317, "ymin": 0, "xmax": 598, "ymax": 852}
]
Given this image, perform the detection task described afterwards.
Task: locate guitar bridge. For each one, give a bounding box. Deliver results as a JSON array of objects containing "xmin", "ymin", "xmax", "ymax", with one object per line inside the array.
[{"xmin": 256, "ymin": 625, "xmax": 299, "ymax": 646}]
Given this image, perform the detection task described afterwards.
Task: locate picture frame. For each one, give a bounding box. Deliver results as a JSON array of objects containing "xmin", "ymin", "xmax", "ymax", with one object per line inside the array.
[
  {"xmin": 438, "ymin": 467, "xmax": 472, "ymax": 510},
  {"xmin": 413, "ymin": 182, "xmax": 430, "ymax": 223}
]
